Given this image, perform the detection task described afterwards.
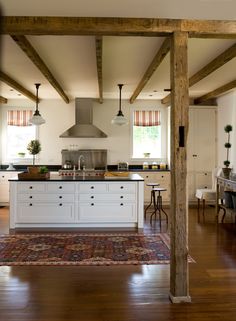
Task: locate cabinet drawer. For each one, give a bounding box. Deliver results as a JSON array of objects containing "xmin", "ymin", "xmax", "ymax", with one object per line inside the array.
[
  {"xmin": 78, "ymin": 202, "xmax": 136, "ymax": 222},
  {"xmin": 47, "ymin": 183, "xmax": 75, "ymax": 193},
  {"xmin": 78, "ymin": 183, "xmax": 107, "ymax": 193},
  {"xmin": 16, "ymin": 202, "xmax": 75, "ymax": 223},
  {"xmin": 0, "ymin": 172, "xmax": 19, "ymax": 181},
  {"xmin": 17, "ymin": 182, "xmax": 46, "ymax": 193},
  {"xmin": 195, "ymin": 172, "xmax": 211, "ymax": 189},
  {"xmin": 108, "ymin": 183, "xmax": 136, "ymax": 193},
  {"xmin": 78, "ymin": 193, "xmax": 136, "ymax": 201},
  {"xmin": 18, "ymin": 193, "xmax": 75, "ymax": 202}
]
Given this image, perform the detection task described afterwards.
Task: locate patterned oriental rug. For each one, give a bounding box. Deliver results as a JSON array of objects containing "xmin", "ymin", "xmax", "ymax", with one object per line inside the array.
[{"xmin": 0, "ymin": 233, "xmax": 193, "ymax": 266}]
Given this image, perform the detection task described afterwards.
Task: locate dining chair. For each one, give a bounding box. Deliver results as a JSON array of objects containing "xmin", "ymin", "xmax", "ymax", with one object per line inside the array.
[{"xmin": 195, "ymin": 167, "xmax": 222, "ymax": 222}]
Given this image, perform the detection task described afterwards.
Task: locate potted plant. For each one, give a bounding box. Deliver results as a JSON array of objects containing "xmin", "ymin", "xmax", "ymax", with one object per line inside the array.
[
  {"xmin": 27, "ymin": 139, "xmax": 41, "ymax": 168},
  {"xmin": 222, "ymin": 124, "xmax": 233, "ymax": 179}
]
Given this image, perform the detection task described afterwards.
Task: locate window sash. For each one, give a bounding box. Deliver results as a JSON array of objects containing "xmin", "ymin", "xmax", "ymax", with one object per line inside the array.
[
  {"xmin": 7, "ymin": 110, "xmax": 33, "ymax": 126},
  {"xmin": 133, "ymin": 110, "xmax": 161, "ymax": 126}
]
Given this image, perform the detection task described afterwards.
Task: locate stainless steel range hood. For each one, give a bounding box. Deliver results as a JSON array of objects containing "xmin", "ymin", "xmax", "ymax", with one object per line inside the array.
[{"xmin": 60, "ymin": 98, "xmax": 107, "ymax": 138}]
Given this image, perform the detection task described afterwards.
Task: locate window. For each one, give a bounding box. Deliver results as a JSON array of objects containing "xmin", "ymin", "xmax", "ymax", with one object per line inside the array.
[
  {"xmin": 1, "ymin": 109, "xmax": 36, "ymax": 163},
  {"xmin": 132, "ymin": 110, "xmax": 161, "ymax": 158}
]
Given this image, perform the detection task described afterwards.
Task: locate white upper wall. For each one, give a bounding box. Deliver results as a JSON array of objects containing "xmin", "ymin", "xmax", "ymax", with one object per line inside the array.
[
  {"xmin": 1, "ymin": 98, "xmax": 167, "ymax": 166},
  {"xmin": 217, "ymin": 92, "xmax": 236, "ymax": 171}
]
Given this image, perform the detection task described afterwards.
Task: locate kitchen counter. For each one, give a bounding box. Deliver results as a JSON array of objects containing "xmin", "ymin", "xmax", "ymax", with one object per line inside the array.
[
  {"xmin": 9, "ymin": 174, "xmax": 144, "ymax": 230},
  {"xmin": 9, "ymin": 173, "xmax": 143, "ymax": 182}
]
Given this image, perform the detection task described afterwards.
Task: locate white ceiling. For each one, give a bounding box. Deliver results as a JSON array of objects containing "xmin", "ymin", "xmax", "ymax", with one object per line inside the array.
[{"xmin": 1, "ymin": 0, "xmax": 236, "ymax": 101}]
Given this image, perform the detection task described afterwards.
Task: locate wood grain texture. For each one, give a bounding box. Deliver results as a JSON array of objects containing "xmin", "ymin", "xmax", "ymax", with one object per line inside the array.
[
  {"xmin": 0, "ymin": 71, "xmax": 37, "ymax": 102},
  {"xmin": 11, "ymin": 35, "xmax": 69, "ymax": 103},
  {"xmin": 170, "ymin": 31, "xmax": 189, "ymax": 300},
  {"xmin": 0, "ymin": 96, "xmax": 7, "ymax": 103},
  {"xmin": 129, "ymin": 37, "xmax": 170, "ymax": 103},
  {"xmin": 1, "ymin": 17, "xmax": 236, "ymax": 37},
  {"xmin": 194, "ymin": 79, "xmax": 236, "ymax": 104},
  {"xmin": 95, "ymin": 36, "xmax": 103, "ymax": 104},
  {"xmin": 1, "ymin": 206, "xmax": 236, "ymax": 320},
  {"xmin": 189, "ymin": 43, "xmax": 236, "ymax": 87},
  {"xmin": 161, "ymin": 42, "xmax": 236, "ymax": 105}
]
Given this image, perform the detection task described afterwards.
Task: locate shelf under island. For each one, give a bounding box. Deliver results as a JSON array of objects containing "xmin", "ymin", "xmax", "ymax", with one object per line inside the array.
[{"xmin": 9, "ymin": 173, "xmax": 144, "ymax": 230}]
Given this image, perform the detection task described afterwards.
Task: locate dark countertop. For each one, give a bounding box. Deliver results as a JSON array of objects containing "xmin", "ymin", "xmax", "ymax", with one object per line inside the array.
[
  {"xmin": 0, "ymin": 164, "xmax": 169, "ymax": 173},
  {"xmin": 9, "ymin": 173, "xmax": 144, "ymax": 182}
]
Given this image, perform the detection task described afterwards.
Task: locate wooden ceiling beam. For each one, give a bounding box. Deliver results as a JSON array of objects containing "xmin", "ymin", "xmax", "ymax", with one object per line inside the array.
[
  {"xmin": 162, "ymin": 42, "xmax": 236, "ymax": 105},
  {"xmin": 0, "ymin": 96, "xmax": 8, "ymax": 104},
  {"xmin": 95, "ymin": 36, "xmax": 103, "ymax": 104},
  {"xmin": 129, "ymin": 37, "xmax": 170, "ymax": 104},
  {"xmin": 1, "ymin": 17, "xmax": 236, "ymax": 38},
  {"xmin": 194, "ymin": 79, "xmax": 236, "ymax": 104},
  {"xmin": 11, "ymin": 35, "xmax": 70, "ymax": 103},
  {"xmin": 0, "ymin": 71, "xmax": 37, "ymax": 102},
  {"xmin": 189, "ymin": 43, "xmax": 236, "ymax": 87}
]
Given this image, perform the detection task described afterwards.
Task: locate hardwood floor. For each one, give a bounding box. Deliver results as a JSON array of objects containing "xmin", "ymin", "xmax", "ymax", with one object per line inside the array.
[{"xmin": 0, "ymin": 205, "xmax": 236, "ymax": 321}]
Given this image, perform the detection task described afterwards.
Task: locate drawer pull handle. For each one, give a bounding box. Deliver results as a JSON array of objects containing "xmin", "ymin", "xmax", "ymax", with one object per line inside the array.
[
  {"xmin": 120, "ymin": 196, "xmax": 124, "ymax": 198},
  {"xmin": 91, "ymin": 196, "xmax": 94, "ymax": 199},
  {"xmin": 91, "ymin": 203, "xmax": 94, "ymax": 206},
  {"xmin": 29, "ymin": 203, "xmax": 32, "ymax": 206},
  {"xmin": 120, "ymin": 186, "xmax": 124, "ymax": 189},
  {"xmin": 91, "ymin": 186, "xmax": 94, "ymax": 189},
  {"xmin": 59, "ymin": 203, "xmax": 62, "ymax": 206},
  {"xmin": 29, "ymin": 186, "xmax": 33, "ymax": 189},
  {"xmin": 59, "ymin": 186, "xmax": 62, "ymax": 189},
  {"xmin": 29, "ymin": 196, "xmax": 33, "ymax": 199},
  {"xmin": 59, "ymin": 196, "xmax": 62, "ymax": 199},
  {"xmin": 120, "ymin": 203, "xmax": 124, "ymax": 206}
]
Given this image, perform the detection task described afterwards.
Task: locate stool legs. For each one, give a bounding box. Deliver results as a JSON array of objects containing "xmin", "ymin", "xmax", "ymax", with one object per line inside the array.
[
  {"xmin": 144, "ymin": 189, "xmax": 155, "ymax": 219},
  {"xmin": 150, "ymin": 191, "xmax": 168, "ymax": 228}
]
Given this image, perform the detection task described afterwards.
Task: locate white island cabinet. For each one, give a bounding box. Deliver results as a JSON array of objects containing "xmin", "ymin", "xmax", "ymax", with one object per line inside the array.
[{"xmin": 9, "ymin": 174, "xmax": 144, "ymax": 230}]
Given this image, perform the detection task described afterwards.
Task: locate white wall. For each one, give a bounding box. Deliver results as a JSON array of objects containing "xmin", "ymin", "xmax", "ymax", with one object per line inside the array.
[
  {"xmin": 1, "ymin": 98, "xmax": 167, "ymax": 165},
  {"xmin": 217, "ymin": 91, "xmax": 236, "ymax": 171}
]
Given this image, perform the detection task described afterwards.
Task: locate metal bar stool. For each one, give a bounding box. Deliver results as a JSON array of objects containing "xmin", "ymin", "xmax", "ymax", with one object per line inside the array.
[
  {"xmin": 150, "ymin": 187, "xmax": 168, "ymax": 228},
  {"xmin": 144, "ymin": 183, "xmax": 160, "ymax": 219}
]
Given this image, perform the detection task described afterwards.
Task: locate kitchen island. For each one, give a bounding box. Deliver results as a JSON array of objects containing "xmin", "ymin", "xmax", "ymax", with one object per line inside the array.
[{"xmin": 9, "ymin": 174, "xmax": 144, "ymax": 230}]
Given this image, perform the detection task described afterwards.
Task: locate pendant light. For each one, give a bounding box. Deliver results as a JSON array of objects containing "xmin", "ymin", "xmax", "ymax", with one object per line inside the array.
[
  {"xmin": 111, "ymin": 84, "xmax": 128, "ymax": 126},
  {"xmin": 28, "ymin": 83, "xmax": 45, "ymax": 125}
]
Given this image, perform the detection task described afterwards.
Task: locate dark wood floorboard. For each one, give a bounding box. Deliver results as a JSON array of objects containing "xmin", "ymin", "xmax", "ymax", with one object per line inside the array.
[{"xmin": 0, "ymin": 205, "xmax": 236, "ymax": 320}]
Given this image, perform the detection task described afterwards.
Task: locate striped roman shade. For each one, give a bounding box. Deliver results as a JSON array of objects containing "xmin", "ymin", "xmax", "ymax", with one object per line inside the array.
[
  {"xmin": 133, "ymin": 110, "xmax": 161, "ymax": 126},
  {"xmin": 7, "ymin": 110, "xmax": 33, "ymax": 126}
]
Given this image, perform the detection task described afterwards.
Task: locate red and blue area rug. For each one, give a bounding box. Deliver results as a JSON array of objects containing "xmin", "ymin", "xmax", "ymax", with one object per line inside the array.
[{"xmin": 0, "ymin": 233, "xmax": 193, "ymax": 266}]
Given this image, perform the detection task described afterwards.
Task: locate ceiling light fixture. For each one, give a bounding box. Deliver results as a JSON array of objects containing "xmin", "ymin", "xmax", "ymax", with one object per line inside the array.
[
  {"xmin": 111, "ymin": 84, "xmax": 128, "ymax": 126},
  {"xmin": 29, "ymin": 83, "xmax": 45, "ymax": 126}
]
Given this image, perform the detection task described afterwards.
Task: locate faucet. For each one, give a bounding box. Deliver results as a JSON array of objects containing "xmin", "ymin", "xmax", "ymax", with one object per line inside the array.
[{"xmin": 78, "ymin": 155, "xmax": 85, "ymax": 171}]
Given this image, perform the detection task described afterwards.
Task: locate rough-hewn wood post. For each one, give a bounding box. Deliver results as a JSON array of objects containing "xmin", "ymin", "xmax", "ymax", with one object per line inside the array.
[{"xmin": 169, "ymin": 31, "xmax": 191, "ymax": 303}]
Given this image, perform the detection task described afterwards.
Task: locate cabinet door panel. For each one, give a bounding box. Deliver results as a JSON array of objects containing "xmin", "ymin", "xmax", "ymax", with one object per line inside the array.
[
  {"xmin": 18, "ymin": 193, "xmax": 75, "ymax": 202},
  {"xmin": 17, "ymin": 183, "xmax": 46, "ymax": 193},
  {"xmin": 188, "ymin": 108, "xmax": 216, "ymax": 172},
  {"xmin": 195, "ymin": 172, "xmax": 212, "ymax": 189},
  {"xmin": 108, "ymin": 183, "xmax": 136, "ymax": 193},
  {"xmin": 0, "ymin": 184, "xmax": 9, "ymax": 202},
  {"xmin": 47, "ymin": 183, "xmax": 75, "ymax": 193},
  {"xmin": 16, "ymin": 203, "xmax": 75, "ymax": 223},
  {"xmin": 78, "ymin": 202, "xmax": 136, "ymax": 222},
  {"xmin": 78, "ymin": 183, "xmax": 107, "ymax": 193},
  {"xmin": 78, "ymin": 193, "xmax": 135, "ymax": 201},
  {"xmin": 0, "ymin": 172, "xmax": 20, "ymax": 203}
]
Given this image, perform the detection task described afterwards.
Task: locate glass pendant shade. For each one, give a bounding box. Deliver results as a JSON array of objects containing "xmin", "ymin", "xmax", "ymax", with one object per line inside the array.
[
  {"xmin": 28, "ymin": 83, "xmax": 45, "ymax": 125},
  {"xmin": 111, "ymin": 84, "xmax": 128, "ymax": 126}
]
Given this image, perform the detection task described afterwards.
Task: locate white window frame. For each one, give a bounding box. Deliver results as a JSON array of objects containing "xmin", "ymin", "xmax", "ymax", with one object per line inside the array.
[
  {"xmin": 130, "ymin": 105, "xmax": 168, "ymax": 162},
  {"xmin": 1, "ymin": 106, "xmax": 38, "ymax": 165}
]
